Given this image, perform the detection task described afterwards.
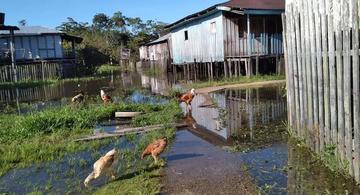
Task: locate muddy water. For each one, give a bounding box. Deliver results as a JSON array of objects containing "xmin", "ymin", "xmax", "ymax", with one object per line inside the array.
[{"xmin": 165, "ymin": 84, "xmax": 360, "ymax": 194}]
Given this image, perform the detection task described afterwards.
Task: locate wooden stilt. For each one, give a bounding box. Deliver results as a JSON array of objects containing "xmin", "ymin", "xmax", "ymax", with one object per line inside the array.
[{"xmin": 256, "ymin": 56, "xmax": 259, "ymax": 75}]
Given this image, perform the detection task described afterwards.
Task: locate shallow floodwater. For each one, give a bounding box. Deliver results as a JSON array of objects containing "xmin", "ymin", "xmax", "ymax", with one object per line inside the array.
[
  {"xmin": 0, "ymin": 136, "xmax": 146, "ymax": 194},
  {"xmin": 1, "ymin": 70, "xmax": 360, "ymax": 194},
  {"xmin": 169, "ymin": 84, "xmax": 360, "ymax": 194},
  {"xmin": 0, "ymin": 71, "xmax": 171, "ymax": 114}
]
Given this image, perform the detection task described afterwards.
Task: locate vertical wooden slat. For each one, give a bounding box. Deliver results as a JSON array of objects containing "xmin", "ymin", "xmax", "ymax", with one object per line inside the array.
[
  {"xmin": 314, "ymin": 0, "xmax": 324, "ymax": 150},
  {"xmin": 343, "ymin": 0, "xmax": 354, "ymax": 176},
  {"xmin": 352, "ymin": 0, "xmax": 360, "ymax": 182}
]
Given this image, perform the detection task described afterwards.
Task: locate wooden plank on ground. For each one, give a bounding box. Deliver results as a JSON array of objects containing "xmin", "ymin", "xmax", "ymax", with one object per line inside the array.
[
  {"xmin": 115, "ymin": 112, "xmax": 142, "ymax": 118},
  {"xmin": 74, "ymin": 123, "xmax": 187, "ymax": 142}
]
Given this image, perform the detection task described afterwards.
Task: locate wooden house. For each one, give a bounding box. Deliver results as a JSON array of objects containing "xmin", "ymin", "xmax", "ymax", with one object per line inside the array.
[
  {"xmin": 139, "ymin": 33, "xmax": 172, "ymax": 72},
  {"xmin": 0, "ymin": 26, "xmax": 82, "ymax": 64},
  {"xmin": 166, "ymin": 0, "xmax": 285, "ymax": 77}
]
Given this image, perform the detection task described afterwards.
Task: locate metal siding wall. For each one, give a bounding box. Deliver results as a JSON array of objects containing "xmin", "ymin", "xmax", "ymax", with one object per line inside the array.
[
  {"xmin": 54, "ymin": 36, "xmax": 63, "ymax": 58},
  {"xmin": 171, "ymin": 11, "xmax": 224, "ymax": 64}
]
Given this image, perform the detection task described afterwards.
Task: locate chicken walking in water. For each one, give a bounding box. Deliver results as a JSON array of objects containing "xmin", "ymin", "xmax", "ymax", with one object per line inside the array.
[
  {"xmin": 84, "ymin": 149, "xmax": 119, "ymax": 187},
  {"xmin": 141, "ymin": 137, "xmax": 167, "ymax": 164},
  {"xmin": 71, "ymin": 91, "xmax": 84, "ymax": 104},
  {"xmin": 100, "ymin": 89, "xmax": 112, "ymax": 104},
  {"xmin": 178, "ymin": 88, "xmax": 196, "ymax": 111}
]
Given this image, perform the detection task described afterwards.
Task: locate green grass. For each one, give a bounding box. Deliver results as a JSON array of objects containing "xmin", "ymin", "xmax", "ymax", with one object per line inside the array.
[
  {"xmin": 143, "ymin": 67, "xmax": 162, "ymax": 77},
  {"xmin": 96, "ymin": 64, "xmax": 123, "ymax": 75},
  {"xmin": 187, "ymin": 74, "xmax": 285, "ymax": 89},
  {"xmin": 93, "ymin": 168, "xmax": 162, "ymax": 194},
  {"xmin": 0, "ymin": 100, "xmax": 182, "ymax": 177},
  {"xmin": 94, "ymin": 126, "xmax": 176, "ymax": 194}
]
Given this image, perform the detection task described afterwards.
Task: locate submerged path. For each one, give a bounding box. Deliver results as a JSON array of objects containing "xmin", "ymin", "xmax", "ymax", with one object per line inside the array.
[
  {"xmin": 161, "ymin": 130, "xmax": 258, "ymax": 195},
  {"xmin": 195, "ymin": 80, "xmax": 286, "ymax": 94},
  {"xmin": 195, "ymin": 80, "xmax": 286, "ymax": 107}
]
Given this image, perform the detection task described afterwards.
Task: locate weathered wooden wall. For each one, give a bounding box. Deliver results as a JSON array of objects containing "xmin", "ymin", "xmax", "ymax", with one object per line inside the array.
[
  {"xmin": 284, "ymin": 0, "xmax": 360, "ymax": 182},
  {"xmin": 171, "ymin": 11, "xmax": 225, "ymax": 64},
  {"xmin": 223, "ymin": 13, "xmax": 283, "ymax": 57},
  {"xmin": 0, "ymin": 62, "xmax": 61, "ymax": 82}
]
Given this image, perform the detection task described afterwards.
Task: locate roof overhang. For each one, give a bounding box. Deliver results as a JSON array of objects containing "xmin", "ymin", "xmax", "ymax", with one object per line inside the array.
[
  {"xmin": 165, "ymin": 0, "xmax": 285, "ymax": 31},
  {"xmin": 0, "ymin": 25, "xmax": 19, "ymax": 31}
]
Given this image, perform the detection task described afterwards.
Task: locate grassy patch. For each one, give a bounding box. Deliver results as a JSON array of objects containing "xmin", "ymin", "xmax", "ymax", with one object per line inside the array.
[
  {"xmin": 93, "ymin": 168, "xmax": 162, "ymax": 194},
  {"xmin": 96, "ymin": 64, "xmax": 122, "ymax": 75},
  {"xmin": 143, "ymin": 67, "xmax": 162, "ymax": 77},
  {"xmin": 188, "ymin": 74, "xmax": 285, "ymax": 89},
  {"xmin": 0, "ymin": 101, "xmax": 182, "ymax": 177}
]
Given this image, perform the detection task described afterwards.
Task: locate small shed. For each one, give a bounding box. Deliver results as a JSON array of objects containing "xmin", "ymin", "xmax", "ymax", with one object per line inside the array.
[
  {"xmin": 139, "ymin": 33, "xmax": 172, "ymax": 72},
  {"xmin": 139, "ymin": 33, "xmax": 172, "ymax": 61},
  {"xmin": 0, "ymin": 26, "xmax": 82, "ymax": 63}
]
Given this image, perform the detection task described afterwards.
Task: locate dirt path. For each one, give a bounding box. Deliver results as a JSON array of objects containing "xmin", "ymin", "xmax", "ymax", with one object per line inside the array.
[
  {"xmin": 195, "ymin": 80, "xmax": 285, "ymax": 107},
  {"xmin": 161, "ymin": 130, "xmax": 258, "ymax": 195},
  {"xmin": 195, "ymin": 80, "xmax": 285, "ymax": 94}
]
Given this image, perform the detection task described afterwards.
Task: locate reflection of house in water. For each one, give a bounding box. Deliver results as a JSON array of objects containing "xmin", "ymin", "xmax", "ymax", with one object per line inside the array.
[
  {"xmin": 190, "ymin": 85, "xmax": 287, "ymax": 140},
  {"xmin": 140, "ymin": 74, "xmax": 175, "ymax": 95}
]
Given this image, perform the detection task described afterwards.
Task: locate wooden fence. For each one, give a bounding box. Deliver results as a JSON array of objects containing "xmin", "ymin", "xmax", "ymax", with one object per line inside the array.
[
  {"xmin": 283, "ymin": 0, "xmax": 360, "ymax": 182},
  {"xmin": 0, "ymin": 62, "xmax": 61, "ymax": 82}
]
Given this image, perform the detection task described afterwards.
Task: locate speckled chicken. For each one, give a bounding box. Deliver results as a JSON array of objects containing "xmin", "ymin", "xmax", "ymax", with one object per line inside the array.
[
  {"xmin": 178, "ymin": 88, "xmax": 196, "ymax": 111},
  {"xmin": 100, "ymin": 89, "xmax": 113, "ymax": 104},
  {"xmin": 141, "ymin": 138, "xmax": 167, "ymax": 164},
  {"xmin": 84, "ymin": 149, "xmax": 118, "ymax": 187},
  {"xmin": 71, "ymin": 91, "xmax": 84, "ymax": 103}
]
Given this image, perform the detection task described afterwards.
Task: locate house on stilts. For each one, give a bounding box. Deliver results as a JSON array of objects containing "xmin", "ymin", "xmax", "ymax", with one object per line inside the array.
[
  {"xmin": 165, "ymin": 0, "xmax": 285, "ymax": 78},
  {"xmin": 0, "ymin": 13, "xmax": 83, "ymax": 82}
]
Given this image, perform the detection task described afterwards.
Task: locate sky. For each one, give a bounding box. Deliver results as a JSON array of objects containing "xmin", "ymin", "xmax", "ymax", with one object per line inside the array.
[{"xmin": 1, "ymin": 0, "xmax": 225, "ymax": 28}]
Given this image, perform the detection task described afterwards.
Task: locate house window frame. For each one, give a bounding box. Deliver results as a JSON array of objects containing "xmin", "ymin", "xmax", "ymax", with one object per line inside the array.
[{"xmin": 210, "ymin": 21, "xmax": 216, "ymax": 34}]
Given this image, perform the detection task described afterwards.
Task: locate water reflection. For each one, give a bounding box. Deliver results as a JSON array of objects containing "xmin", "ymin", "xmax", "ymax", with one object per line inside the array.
[{"xmin": 188, "ymin": 85, "xmax": 287, "ymax": 141}]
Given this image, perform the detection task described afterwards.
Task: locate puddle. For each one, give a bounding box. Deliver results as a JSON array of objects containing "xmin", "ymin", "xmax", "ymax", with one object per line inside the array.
[{"xmin": 0, "ymin": 136, "xmax": 144, "ymax": 194}]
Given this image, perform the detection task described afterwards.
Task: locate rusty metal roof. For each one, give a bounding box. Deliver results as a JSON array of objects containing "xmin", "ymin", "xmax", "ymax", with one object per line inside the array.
[
  {"xmin": 223, "ymin": 0, "xmax": 284, "ymax": 10},
  {"xmin": 166, "ymin": 0, "xmax": 284, "ymax": 30}
]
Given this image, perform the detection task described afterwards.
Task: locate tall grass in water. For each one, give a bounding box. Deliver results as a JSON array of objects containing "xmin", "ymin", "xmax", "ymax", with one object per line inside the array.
[
  {"xmin": 96, "ymin": 64, "xmax": 123, "ymax": 75},
  {"xmin": 0, "ymin": 101, "xmax": 182, "ymax": 177}
]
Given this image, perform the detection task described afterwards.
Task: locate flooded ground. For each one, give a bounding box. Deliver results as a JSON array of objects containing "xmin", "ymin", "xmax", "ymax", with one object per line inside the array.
[
  {"xmin": 0, "ymin": 136, "xmax": 143, "ymax": 194},
  {"xmin": 163, "ymin": 85, "xmax": 360, "ymax": 194},
  {"xmin": 1, "ymin": 70, "xmax": 359, "ymax": 194}
]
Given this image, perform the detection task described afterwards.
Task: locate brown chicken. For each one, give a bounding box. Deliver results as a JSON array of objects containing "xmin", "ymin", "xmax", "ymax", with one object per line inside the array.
[
  {"xmin": 141, "ymin": 138, "xmax": 167, "ymax": 164},
  {"xmin": 100, "ymin": 89, "xmax": 113, "ymax": 104},
  {"xmin": 177, "ymin": 88, "xmax": 196, "ymax": 111},
  {"xmin": 84, "ymin": 149, "xmax": 119, "ymax": 187},
  {"xmin": 71, "ymin": 91, "xmax": 84, "ymax": 103}
]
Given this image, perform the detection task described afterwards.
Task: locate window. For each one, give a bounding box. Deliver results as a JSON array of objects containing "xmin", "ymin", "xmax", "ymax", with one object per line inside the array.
[
  {"xmin": 184, "ymin": 30, "xmax": 188, "ymax": 40},
  {"xmin": 210, "ymin": 22, "xmax": 216, "ymax": 34}
]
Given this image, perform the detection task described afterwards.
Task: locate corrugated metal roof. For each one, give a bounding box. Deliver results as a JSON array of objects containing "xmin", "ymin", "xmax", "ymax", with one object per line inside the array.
[
  {"xmin": 145, "ymin": 33, "xmax": 171, "ymax": 46},
  {"xmin": 0, "ymin": 26, "xmax": 83, "ymax": 43},
  {"xmin": 223, "ymin": 0, "xmax": 284, "ymax": 10},
  {"xmin": 0, "ymin": 26, "xmax": 60, "ymax": 35},
  {"xmin": 166, "ymin": 0, "xmax": 285, "ymax": 30}
]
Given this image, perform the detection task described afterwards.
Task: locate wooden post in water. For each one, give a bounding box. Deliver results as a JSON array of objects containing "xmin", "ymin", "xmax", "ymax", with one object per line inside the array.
[{"xmin": 256, "ymin": 56, "xmax": 259, "ymax": 75}]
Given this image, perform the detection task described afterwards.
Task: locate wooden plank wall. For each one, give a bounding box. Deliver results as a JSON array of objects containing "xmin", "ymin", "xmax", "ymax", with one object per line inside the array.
[
  {"xmin": 0, "ymin": 62, "xmax": 61, "ymax": 82},
  {"xmin": 224, "ymin": 14, "xmax": 283, "ymax": 57},
  {"xmin": 284, "ymin": 0, "xmax": 360, "ymax": 182}
]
